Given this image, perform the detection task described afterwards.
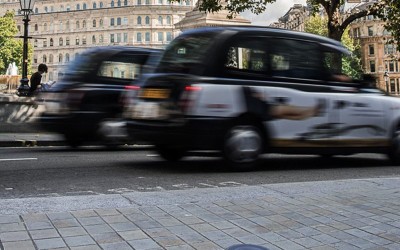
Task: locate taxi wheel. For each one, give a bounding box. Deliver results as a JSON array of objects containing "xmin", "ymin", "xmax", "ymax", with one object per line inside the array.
[
  {"xmin": 156, "ymin": 145, "xmax": 186, "ymax": 162},
  {"xmin": 223, "ymin": 124, "xmax": 264, "ymax": 171},
  {"xmin": 388, "ymin": 124, "xmax": 400, "ymax": 164},
  {"xmin": 64, "ymin": 133, "xmax": 84, "ymax": 148}
]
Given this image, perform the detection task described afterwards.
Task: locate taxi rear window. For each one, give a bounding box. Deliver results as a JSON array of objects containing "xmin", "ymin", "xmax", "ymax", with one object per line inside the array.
[{"xmin": 157, "ymin": 33, "xmax": 215, "ymax": 73}]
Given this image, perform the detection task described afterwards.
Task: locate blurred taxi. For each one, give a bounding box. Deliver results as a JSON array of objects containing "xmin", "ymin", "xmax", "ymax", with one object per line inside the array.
[
  {"xmin": 122, "ymin": 26, "xmax": 398, "ymax": 171},
  {"xmin": 38, "ymin": 46, "xmax": 161, "ymax": 148}
]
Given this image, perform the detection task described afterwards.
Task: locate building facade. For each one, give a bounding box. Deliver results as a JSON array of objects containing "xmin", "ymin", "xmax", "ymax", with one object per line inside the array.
[
  {"xmin": 269, "ymin": 4, "xmax": 309, "ymax": 32},
  {"xmin": 350, "ymin": 14, "xmax": 400, "ymax": 94},
  {"xmin": 0, "ymin": 0, "xmax": 195, "ymax": 82}
]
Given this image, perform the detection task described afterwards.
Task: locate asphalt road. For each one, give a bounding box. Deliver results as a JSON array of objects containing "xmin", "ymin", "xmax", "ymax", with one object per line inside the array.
[{"xmin": 1, "ymin": 146, "xmax": 400, "ymax": 200}]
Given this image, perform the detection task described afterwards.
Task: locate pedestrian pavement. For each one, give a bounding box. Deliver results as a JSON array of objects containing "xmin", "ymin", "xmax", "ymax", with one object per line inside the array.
[
  {"xmin": 1, "ymin": 177, "xmax": 400, "ymax": 250},
  {"xmin": 0, "ymin": 133, "xmax": 65, "ymax": 147}
]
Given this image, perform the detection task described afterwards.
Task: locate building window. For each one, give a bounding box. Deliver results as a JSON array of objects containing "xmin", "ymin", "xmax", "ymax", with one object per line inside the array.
[
  {"xmin": 59, "ymin": 54, "xmax": 63, "ymax": 63},
  {"xmin": 82, "ymin": 36, "xmax": 87, "ymax": 45},
  {"xmin": 124, "ymin": 0, "xmax": 128, "ymax": 5},
  {"xmin": 123, "ymin": 33, "xmax": 128, "ymax": 42},
  {"xmin": 44, "ymin": 23, "xmax": 47, "ymax": 31},
  {"xmin": 100, "ymin": 35, "xmax": 103, "ymax": 43},
  {"xmin": 111, "ymin": 18, "xmax": 115, "ymax": 26},
  {"xmin": 83, "ymin": 3, "xmax": 87, "ymax": 9},
  {"xmin": 368, "ymin": 45, "xmax": 374, "ymax": 55},
  {"xmin": 137, "ymin": 0, "xmax": 141, "ymax": 4},
  {"xmin": 118, "ymin": 0, "xmax": 121, "ymax": 6},
  {"xmin": 93, "ymin": 2, "xmax": 97, "ymax": 8},
  {"xmin": 390, "ymin": 79, "xmax": 396, "ymax": 94},
  {"xmin": 76, "ymin": 21, "xmax": 80, "ymax": 29},
  {"xmin": 43, "ymin": 55, "xmax": 47, "ymax": 63},
  {"xmin": 117, "ymin": 33, "xmax": 121, "ymax": 42},
  {"xmin": 137, "ymin": 16, "xmax": 142, "ymax": 25},
  {"xmin": 110, "ymin": 34, "xmax": 115, "ymax": 43},
  {"xmin": 166, "ymin": 16, "xmax": 171, "ymax": 25},
  {"xmin": 45, "ymin": 6, "xmax": 48, "ymax": 12},
  {"xmin": 158, "ymin": 16, "xmax": 162, "ymax": 25},
  {"xmin": 76, "ymin": 37, "xmax": 80, "ymax": 45},
  {"xmin": 83, "ymin": 20, "xmax": 86, "ymax": 28},
  {"xmin": 59, "ymin": 37, "xmax": 63, "ymax": 46},
  {"xmin": 145, "ymin": 0, "xmax": 150, "ymax": 4},
  {"xmin": 100, "ymin": 2, "xmax": 104, "ymax": 7},
  {"xmin": 123, "ymin": 17, "xmax": 128, "ymax": 25},
  {"xmin": 35, "ymin": 7, "xmax": 38, "ymax": 13},
  {"xmin": 384, "ymin": 43, "xmax": 396, "ymax": 54},
  {"xmin": 59, "ymin": 21, "xmax": 63, "ymax": 31},
  {"xmin": 158, "ymin": 0, "xmax": 162, "ymax": 4},
  {"xmin": 157, "ymin": 32, "xmax": 163, "ymax": 42},
  {"xmin": 166, "ymin": 31, "xmax": 172, "ymax": 41},
  {"xmin": 66, "ymin": 37, "xmax": 70, "ymax": 45},
  {"xmin": 137, "ymin": 33, "xmax": 142, "ymax": 42},
  {"xmin": 145, "ymin": 16, "xmax": 150, "ymax": 25},
  {"xmin": 66, "ymin": 5, "xmax": 70, "ymax": 11},
  {"xmin": 111, "ymin": 0, "xmax": 114, "ymax": 7},
  {"xmin": 43, "ymin": 40, "xmax": 47, "ymax": 47},
  {"xmin": 145, "ymin": 32, "xmax": 150, "ymax": 42},
  {"xmin": 369, "ymin": 60, "xmax": 376, "ymax": 73},
  {"xmin": 66, "ymin": 53, "xmax": 70, "ymax": 62},
  {"xmin": 185, "ymin": 0, "xmax": 189, "ymax": 5},
  {"xmin": 76, "ymin": 4, "xmax": 80, "ymax": 10},
  {"xmin": 367, "ymin": 26, "xmax": 373, "ymax": 36},
  {"xmin": 34, "ymin": 39, "xmax": 38, "ymax": 47},
  {"xmin": 100, "ymin": 19, "xmax": 104, "ymax": 27},
  {"xmin": 66, "ymin": 21, "xmax": 70, "ymax": 30},
  {"xmin": 117, "ymin": 17, "xmax": 121, "ymax": 25},
  {"xmin": 34, "ymin": 24, "xmax": 38, "ymax": 31},
  {"xmin": 49, "ymin": 54, "xmax": 53, "ymax": 63},
  {"xmin": 34, "ymin": 55, "xmax": 38, "ymax": 64},
  {"xmin": 93, "ymin": 20, "xmax": 96, "ymax": 27}
]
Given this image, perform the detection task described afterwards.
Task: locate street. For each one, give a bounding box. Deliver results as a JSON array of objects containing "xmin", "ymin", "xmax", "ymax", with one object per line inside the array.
[{"xmin": 1, "ymin": 146, "xmax": 399, "ymax": 200}]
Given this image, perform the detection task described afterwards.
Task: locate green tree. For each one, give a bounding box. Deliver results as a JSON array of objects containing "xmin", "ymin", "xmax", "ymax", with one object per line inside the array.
[
  {"xmin": 376, "ymin": 0, "xmax": 400, "ymax": 48},
  {"xmin": 0, "ymin": 11, "xmax": 32, "ymax": 75},
  {"xmin": 305, "ymin": 15, "xmax": 363, "ymax": 78},
  {"xmin": 191, "ymin": 0, "xmax": 397, "ymax": 44}
]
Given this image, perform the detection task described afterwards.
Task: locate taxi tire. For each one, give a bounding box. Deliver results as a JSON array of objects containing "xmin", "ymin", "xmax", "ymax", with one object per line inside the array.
[
  {"xmin": 156, "ymin": 145, "xmax": 186, "ymax": 162},
  {"xmin": 388, "ymin": 124, "xmax": 400, "ymax": 165},
  {"xmin": 64, "ymin": 133, "xmax": 84, "ymax": 148},
  {"xmin": 223, "ymin": 124, "xmax": 264, "ymax": 171}
]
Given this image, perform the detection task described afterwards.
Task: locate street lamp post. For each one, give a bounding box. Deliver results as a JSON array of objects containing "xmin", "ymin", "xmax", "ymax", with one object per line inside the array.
[
  {"xmin": 384, "ymin": 71, "xmax": 389, "ymax": 94},
  {"xmin": 17, "ymin": 0, "xmax": 36, "ymax": 97}
]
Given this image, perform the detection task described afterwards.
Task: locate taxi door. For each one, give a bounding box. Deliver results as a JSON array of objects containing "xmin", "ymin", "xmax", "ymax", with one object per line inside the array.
[{"xmin": 333, "ymin": 92, "xmax": 387, "ymax": 147}]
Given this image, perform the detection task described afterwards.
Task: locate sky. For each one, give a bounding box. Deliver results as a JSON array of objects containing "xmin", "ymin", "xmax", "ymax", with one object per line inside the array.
[{"xmin": 241, "ymin": 0, "xmax": 307, "ymax": 26}]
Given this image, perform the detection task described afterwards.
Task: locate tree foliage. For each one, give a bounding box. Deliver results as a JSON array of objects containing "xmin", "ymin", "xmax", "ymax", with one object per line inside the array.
[
  {"xmin": 305, "ymin": 15, "xmax": 363, "ymax": 78},
  {"xmin": 0, "ymin": 11, "xmax": 32, "ymax": 75},
  {"xmin": 190, "ymin": 0, "xmax": 399, "ymax": 45}
]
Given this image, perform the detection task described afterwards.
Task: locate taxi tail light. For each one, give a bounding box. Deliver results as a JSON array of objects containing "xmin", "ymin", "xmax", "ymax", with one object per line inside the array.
[
  {"xmin": 178, "ymin": 85, "xmax": 202, "ymax": 113},
  {"xmin": 121, "ymin": 85, "xmax": 141, "ymax": 107}
]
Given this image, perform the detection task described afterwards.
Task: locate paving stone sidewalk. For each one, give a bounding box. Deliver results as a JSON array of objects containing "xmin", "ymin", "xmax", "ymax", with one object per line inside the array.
[{"xmin": 1, "ymin": 178, "xmax": 400, "ymax": 250}]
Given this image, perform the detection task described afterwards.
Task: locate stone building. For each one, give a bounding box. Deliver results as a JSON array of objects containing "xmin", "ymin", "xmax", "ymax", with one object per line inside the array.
[
  {"xmin": 349, "ymin": 10, "xmax": 400, "ymax": 94},
  {"xmin": 269, "ymin": 4, "xmax": 309, "ymax": 32},
  {"xmin": 0, "ymin": 0, "xmax": 195, "ymax": 82}
]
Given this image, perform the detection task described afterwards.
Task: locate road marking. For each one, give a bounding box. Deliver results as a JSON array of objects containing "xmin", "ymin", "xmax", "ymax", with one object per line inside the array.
[{"xmin": 0, "ymin": 158, "xmax": 38, "ymax": 162}]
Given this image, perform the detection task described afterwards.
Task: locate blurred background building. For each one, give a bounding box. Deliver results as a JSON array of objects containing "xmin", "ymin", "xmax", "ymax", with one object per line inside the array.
[{"xmin": 0, "ymin": 0, "xmax": 195, "ymax": 82}]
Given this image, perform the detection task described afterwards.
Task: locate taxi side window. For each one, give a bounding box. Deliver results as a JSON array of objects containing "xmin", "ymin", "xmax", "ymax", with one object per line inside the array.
[
  {"xmin": 269, "ymin": 39, "xmax": 321, "ymax": 80},
  {"xmin": 224, "ymin": 40, "xmax": 268, "ymax": 74}
]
